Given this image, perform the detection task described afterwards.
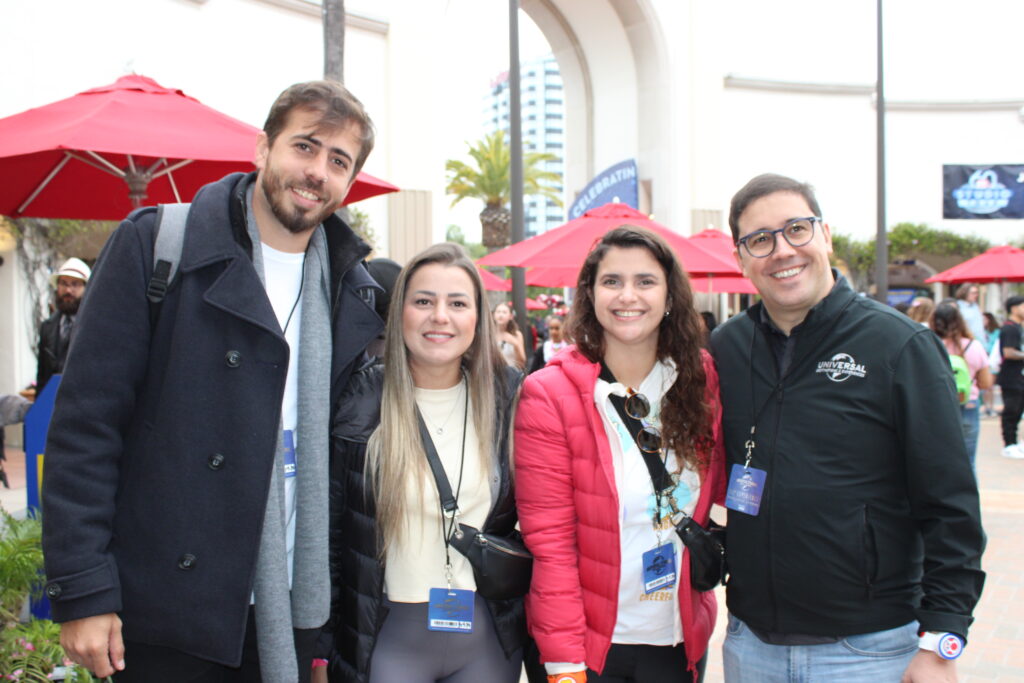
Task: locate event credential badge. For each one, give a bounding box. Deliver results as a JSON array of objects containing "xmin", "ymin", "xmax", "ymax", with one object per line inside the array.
[{"xmin": 725, "ymin": 464, "xmax": 766, "ymax": 515}]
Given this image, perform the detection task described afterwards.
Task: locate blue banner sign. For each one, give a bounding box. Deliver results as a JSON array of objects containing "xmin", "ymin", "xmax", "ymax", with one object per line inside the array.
[
  {"xmin": 23, "ymin": 374, "xmax": 60, "ymax": 619},
  {"xmin": 943, "ymin": 164, "xmax": 1024, "ymax": 219},
  {"xmin": 569, "ymin": 159, "xmax": 638, "ymax": 219}
]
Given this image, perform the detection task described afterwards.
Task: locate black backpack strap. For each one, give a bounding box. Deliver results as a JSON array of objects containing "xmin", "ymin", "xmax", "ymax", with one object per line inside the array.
[{"xmin": 147, "ymin": 203, "xmax": 190, "ymax": 326}]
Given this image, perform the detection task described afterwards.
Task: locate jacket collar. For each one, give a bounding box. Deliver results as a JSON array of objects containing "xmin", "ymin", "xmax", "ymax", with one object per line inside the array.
[
  {"xmin": 546, "ymin": 346, "xmax": 602, "ymax": 394},
  {"xmin": 178, "ymin": 171, "xmax": 374, "ymax": 298}
]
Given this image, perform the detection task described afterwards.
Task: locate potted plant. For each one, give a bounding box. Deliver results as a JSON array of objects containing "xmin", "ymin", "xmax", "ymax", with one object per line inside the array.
[{"xmin": 0, "ymin": 510, "xmax": 99, "ymax": 681}]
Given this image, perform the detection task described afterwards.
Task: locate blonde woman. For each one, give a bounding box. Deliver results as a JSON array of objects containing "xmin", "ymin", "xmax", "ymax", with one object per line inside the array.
[
  {"xmin": 493, "ymin": 302, "xmax": 527, "ymax": 368},
  {"xmin": 325, "ymin": 243, "xmax": 525, "ymax": 682}
]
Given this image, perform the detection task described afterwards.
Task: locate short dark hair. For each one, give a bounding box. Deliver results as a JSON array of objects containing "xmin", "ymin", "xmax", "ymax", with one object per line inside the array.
[
  {"xmin": 263, "ymin": 80, "xmax": 376, "ymax": 177},
  {"xmin": 728, "ymin": 173, "xmax": 822, "ymax": 242},
  {"xmin": 1006, "ymin": 295, "xmax": 1024, "ymax": 313}
]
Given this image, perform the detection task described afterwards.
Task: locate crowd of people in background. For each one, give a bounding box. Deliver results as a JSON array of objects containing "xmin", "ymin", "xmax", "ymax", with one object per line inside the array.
[{"xmin": 895, "ymin": 283, "xmax": 1024, "ymax": 462}]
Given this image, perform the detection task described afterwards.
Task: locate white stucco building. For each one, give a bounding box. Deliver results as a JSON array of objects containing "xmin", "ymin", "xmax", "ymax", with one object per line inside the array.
[{"xmin": 2, "ymin": 0, "xmax": 1023, "ymax": 395}]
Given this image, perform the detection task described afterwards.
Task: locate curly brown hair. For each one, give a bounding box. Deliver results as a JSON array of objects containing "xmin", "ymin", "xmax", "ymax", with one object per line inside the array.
[{"xmin": 567, "ymin": 226, "xmax": 714, "ymax": 469}]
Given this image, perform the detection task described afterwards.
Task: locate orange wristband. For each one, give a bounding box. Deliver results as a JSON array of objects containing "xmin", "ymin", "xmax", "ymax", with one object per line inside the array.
[{"xmin": 547, "ymin": 673, "xmax": 587, "ymax": 683}]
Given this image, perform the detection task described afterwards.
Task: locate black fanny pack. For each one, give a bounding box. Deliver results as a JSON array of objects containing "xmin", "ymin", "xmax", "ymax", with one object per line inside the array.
[
  {"xmin": 603, "ymin": 368, "xmax": 727, "ymax": 593},
  {"xmin": 673, "ymin": 514, "xmax": 727, "ymax": 592},
  {"xmin": 417, "ymin": 414, "xmax": 533, "ymax": 601},
  {"xmin": 449, "ymin": 523, "xmax": 533, "ymax": 600}
]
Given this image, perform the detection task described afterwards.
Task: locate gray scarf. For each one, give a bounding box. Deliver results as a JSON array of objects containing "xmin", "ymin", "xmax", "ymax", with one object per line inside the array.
[{"xmin": 246, "ymin": 188, "xmax": 332, "ymax": 682}]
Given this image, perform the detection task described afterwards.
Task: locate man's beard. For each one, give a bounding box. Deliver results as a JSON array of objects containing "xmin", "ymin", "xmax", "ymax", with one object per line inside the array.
[
  {"xmin": 261, "ymin": 167, "xmax": 336, "ymax": 234},
  {"xmin": 56, "ymin": 294, "xmax": 80, "ymax": 315}
]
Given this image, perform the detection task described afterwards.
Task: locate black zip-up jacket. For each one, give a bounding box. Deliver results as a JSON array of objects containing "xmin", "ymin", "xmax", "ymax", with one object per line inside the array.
[
  {"xmin": 325, "ymin": 364, "xmax": 527, "ymax": 682},
  {"xmin": 710, "ymin": 276, "xmax": 985, "ymax": 640}
]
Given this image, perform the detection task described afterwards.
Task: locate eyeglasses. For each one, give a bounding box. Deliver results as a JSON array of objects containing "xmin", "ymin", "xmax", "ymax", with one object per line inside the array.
[
  {"xmin": 736, "ymin": 217, "xmax": 821, "ymax": 258},
  {"xmin": 625, "ymin": 389, "xmax": 662, "ymax": 453}
]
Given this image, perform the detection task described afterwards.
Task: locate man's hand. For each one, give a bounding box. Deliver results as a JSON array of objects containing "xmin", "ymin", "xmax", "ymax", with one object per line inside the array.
[
  {"xmin": 60, "ymin": 613, "xmax": 125, "ymax": 677},
  {"xmin": 901, "ymin": 649, "xmax": 958, "ymax": 683}
]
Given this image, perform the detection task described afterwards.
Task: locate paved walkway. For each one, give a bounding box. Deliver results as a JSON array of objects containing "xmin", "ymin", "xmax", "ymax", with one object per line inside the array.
[{"xmin": 6, "ymin": 416, "xmax": 1022, "ymax": 680}]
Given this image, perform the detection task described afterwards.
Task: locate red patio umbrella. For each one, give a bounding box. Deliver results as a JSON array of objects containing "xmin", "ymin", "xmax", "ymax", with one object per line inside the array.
[
  {"xmin": 685, "ymin": 228, "xmax": 758, "ymax": 294},
  {"xmin": 925, "ymin": 245, "xmax": 1024, "ymax": 284},
  {"xmin": 689, "ymin": 275, "xmax": 759, "ymax": 295},
  {"xmin": 477, "ymin": 203, "xmax": 741, "ymax": 276},
  {"xmin": 477, "ymin": 266, "xmax": 511, "ymax": 292},
  {"xmin": 525, "ymin": 266, "xmax": 579, "ymax": 288},
  {"xmin": 0, "ymin": 75, "xmax": 399, "ymax": 220},
  {"xmin": 523, "ymin": 297, "xmax": 548, "ymax": 311}
]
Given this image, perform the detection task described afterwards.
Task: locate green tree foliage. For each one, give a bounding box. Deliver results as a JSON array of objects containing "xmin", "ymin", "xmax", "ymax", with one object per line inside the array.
[
  {"xmin": 444, "ymin": 225, "xmax": 487, "ymax": 261},
  {"xmin": 829, "ymin": 231, "xmax": 876, "ymax": 291},
  {"xmin": 445, "ymin": 131, "xmax": 562, "ymax": 249},
  {"xmin": 830, "ymin": 223, "xmax": 990, "ymax": 290},
  {"xmin": 887, "ymin": 222, "xmax": 989, "ymax": 258}
]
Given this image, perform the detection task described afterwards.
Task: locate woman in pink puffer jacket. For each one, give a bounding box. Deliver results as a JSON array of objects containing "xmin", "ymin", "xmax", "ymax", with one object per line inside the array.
[{"xmin": 515, "ymin": 227, "xmax": 726, "ymax": 683}]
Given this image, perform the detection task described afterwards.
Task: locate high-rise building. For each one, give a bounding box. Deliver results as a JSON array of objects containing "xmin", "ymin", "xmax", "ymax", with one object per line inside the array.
[{"xmin": 483, "ymin": 54, "xmax": 565, "ymax": 237}]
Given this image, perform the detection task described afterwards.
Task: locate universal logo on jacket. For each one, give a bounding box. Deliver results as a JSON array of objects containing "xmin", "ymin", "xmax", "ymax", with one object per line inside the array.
[{"xmin": 816, "ymin": 352, "xmax": 867, "ymax": 382}]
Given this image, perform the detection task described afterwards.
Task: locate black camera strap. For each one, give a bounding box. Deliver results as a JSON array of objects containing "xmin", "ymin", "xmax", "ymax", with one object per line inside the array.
[
  {"xmin": 415, "ymin": 388, "xmax": 469, "ymax": 582},
  {"xmin": 599, "ymin": 363, "xmax": 675, "ymax": 521}
]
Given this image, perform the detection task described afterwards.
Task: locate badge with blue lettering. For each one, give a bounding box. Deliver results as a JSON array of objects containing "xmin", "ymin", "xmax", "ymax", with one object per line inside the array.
[
  {"xmin": 725, "ymin": 464, "xmax": 766, "ymax": 515},
  {"xmin": 427, "ymin": 588, "xmax": 474, "ymax": 633},
  {"xmin": 282, "ymin": 429, "xmax": 296, "ymax": 478},
  {"xmin": 642, "ymin": 544, "xmax": 677, "ymax": 594}
]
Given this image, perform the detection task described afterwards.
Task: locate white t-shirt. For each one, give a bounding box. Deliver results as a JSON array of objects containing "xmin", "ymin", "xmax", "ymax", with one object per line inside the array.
[
  {"xmin": 385, "ymin": 380, "xmax": 492, "ymax": 602},
  {"xmin": 261, "ymin": 242, "xmax": 305, "ymax": 588},
  {"xmin": 595, "ymin": 360, "xmax": 699, "ymax": 647}
]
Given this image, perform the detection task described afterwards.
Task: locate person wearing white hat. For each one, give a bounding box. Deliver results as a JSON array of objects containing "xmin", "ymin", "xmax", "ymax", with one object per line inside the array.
[{"xmin": 36, "ymin": 256, "xmax": 91, "ymax": 393}]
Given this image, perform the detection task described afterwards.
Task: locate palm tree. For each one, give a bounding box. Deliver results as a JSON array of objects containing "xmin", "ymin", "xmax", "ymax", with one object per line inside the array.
[{"xmin": 445, "ymin": 130, "xmax": 562, "ymax": 249}]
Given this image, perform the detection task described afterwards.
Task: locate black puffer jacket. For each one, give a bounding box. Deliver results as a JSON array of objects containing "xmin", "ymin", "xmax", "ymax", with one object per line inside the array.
[{"xmin": 326, "ymin": 363, "xmax": 526, "ymax": 682}]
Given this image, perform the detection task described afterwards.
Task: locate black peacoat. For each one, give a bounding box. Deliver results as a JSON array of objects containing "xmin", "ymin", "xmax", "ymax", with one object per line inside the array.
[{"xmin": 40, "ymin": 172, "xmax": 383, "ymax": 667}]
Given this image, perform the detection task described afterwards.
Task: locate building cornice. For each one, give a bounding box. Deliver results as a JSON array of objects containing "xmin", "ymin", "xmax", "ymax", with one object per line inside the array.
[
  {"xmin": 724, "ymin": 74, "xmax": 1024, "ymax": 111},
  {"xmin": 249, "ymin": 0, "xmax": 389, "ymax": 34}
]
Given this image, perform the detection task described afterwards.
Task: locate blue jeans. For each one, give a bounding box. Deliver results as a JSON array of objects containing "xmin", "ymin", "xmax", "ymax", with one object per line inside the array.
[
  {"xmin": 961, "ymin": 401, "xmax": 980, "ymax": 469},
  {"xmin": 722, "ymin": 614, "xmax": 918, "ymax": 682}
]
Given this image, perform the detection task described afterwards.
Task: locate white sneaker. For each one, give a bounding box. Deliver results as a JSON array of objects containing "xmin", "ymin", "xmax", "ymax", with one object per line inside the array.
[{"xmin": 1001, "ymin": 445, "xmax": 1024, "ymax": 459}]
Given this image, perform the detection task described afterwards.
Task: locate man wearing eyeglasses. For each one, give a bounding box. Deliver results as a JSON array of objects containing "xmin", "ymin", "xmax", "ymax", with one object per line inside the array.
[{"xmin": 710, "ymin": 174, "xmax": 985, "ymax": 682}]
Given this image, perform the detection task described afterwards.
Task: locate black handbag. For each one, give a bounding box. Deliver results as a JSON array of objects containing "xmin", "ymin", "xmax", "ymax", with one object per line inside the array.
[
  {"xmin": 417, "ymin": 414, "xmax": 533, "ymax": 601},
  {"xmin": 603, "ymin": 371, "xmax": 727, "ymax": 593},
  {"xmin": 674, "ymin": 515, "xmax": 727, "ymax": 592}
]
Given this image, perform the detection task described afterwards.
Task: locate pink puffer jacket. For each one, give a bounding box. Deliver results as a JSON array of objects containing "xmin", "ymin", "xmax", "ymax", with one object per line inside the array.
[{"xmin": 514, "ymin": 346, "xmax": 726, "ymax": 675}]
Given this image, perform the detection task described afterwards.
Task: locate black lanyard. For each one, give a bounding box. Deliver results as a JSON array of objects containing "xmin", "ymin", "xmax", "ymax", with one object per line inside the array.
[{"xmin": 416, "ymin": 382, "xmax": 469, "ymax": 587}]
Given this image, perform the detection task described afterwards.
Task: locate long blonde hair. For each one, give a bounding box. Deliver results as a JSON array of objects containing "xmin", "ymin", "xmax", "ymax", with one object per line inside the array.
[{"xmin": 367, "ymin": 243, "xmax": 506, "ymax": 553}]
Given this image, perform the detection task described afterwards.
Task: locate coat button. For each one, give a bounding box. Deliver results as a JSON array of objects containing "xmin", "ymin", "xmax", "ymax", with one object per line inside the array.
[
  {"xmin": 208, "ymin": 453, "xmax": 225, "ymax": 470},
  {"xmin": 45, "ymin": 583, "xmax": 62, "ymax": 599},
  {"xmin": 178, "ymin": 554, "xmax": 197, "ymax": 570},
  {"xmin": 225, "ymin": 350, "xmax": 242, "ymax": 368}
]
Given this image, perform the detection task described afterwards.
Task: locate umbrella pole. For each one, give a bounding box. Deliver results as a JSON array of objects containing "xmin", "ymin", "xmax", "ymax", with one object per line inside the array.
[{"xmin": 16, "ymin": 153, "xmax": 73, "ymax": 215}]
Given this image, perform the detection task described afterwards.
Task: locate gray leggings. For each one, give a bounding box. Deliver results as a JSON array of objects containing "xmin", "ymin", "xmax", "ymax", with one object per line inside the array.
[{"xmin": 369, "ymin": 594, "xmax": 522, "ymax": 683}]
